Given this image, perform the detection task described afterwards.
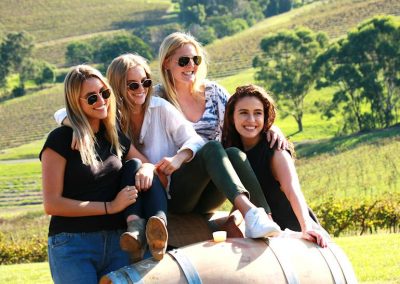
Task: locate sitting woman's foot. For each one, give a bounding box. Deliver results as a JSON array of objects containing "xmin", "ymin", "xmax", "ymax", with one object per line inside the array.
[
  {"xmin": 120, "ymin": 218, "xmax": 146, "ymax": 263},
  {"xmin": 220, "ymin": 210, "xmax": 244, "ymax": 238},
  {"xmin": 146, "ymin": 216, "xmax": 168, "ymax": 261},
  {"xmin": 244, "ymin": 207, "xmax": 281, "ymax": 238}
]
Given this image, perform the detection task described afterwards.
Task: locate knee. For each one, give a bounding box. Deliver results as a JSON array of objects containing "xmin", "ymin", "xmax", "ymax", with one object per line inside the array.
[
  {"xmin": 124, "ymin": 158, "xmax": 142, "ymax": 172},
  {"xmin": 225, "ymin": 147, "xmax": 247, "ymax": 162},
  {"xmin": 202, "ymin": 140, "xmax": 224, "ymax": 155}
]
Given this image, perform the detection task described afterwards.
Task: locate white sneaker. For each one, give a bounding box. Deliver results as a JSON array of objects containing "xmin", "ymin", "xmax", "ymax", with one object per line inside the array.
[{"xmin": 245, "ymin": 207, "xmax": 281, "ymax": 238}]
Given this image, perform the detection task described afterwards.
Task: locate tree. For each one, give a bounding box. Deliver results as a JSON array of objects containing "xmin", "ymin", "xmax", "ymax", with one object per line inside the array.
[
  {"xmin": 179, "ymin": 3, "xmax": 206, "ymax": 25},
  {"xmin": 95, "ymin": 34, "xmax": 153, "ymax": 68},
  {"xmin": 0, "ymin": 31, "xmax": 34, "ymax": 89},
  {"xmin": 36, "ymin": 62, "xmax": 56, "ymax": 87},
  {"xmin": 253, "ymin": 27, "xmax": 328, "ymax": 132},
  {"xmin": 66, "ymin": 42, "xmax": 94, "ymax": 65},
  {"xmin": 208, "ymin": 15, "xmax": 248, "ymax": 38},
  {"xmin": 19, "ymin": 59, "xmax": 56, "ymax": 92},
  {"xmin": 314, "ymin": 16, "xmax": 400, "ymax": 132}
]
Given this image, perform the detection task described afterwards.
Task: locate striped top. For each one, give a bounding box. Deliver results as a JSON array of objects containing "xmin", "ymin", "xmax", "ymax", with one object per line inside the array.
[{"xmin": 153, "ymin": 81, "xmax": 229, "ymax": 142}]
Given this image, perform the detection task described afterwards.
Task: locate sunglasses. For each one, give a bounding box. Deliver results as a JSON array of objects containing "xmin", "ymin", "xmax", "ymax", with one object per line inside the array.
[
  {"xmin": 127, "ymin": 79, "xmax": 152, "ymax": 91},
  {"xmin": 80, "ymin": 89, "xmax": 111, "ymax": 105},
  {"xmin": 177, "ymin": 56, "xmax": 202, "ymax": 67}
]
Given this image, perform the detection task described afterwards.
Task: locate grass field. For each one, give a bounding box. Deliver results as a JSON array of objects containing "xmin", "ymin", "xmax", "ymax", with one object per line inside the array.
[{"xmin": 0, "ymin": 233, "xmax": 398, "ymax": 283}]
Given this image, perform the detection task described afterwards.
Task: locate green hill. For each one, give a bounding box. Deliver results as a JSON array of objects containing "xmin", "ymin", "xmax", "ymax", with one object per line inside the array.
[
  {"xmin": 0, "ymin": 0, "xmax": 174, "ymax": 66},
  {"xmin": 207, "ymin": 0, "xmax": 400, "ymax": 78}
]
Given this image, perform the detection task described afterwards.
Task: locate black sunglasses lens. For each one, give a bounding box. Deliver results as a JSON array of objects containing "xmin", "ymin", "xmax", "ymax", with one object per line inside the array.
[
  {"xmin": 101, "ymin": 89, "xmax": 111, "ymax": 99},
  {"xmin": 128, "ymin": 82, "xmax": 140, "ymax": 90},
  {"xmin": 142, "ymin": 79, "xmax": 152, "ymax": 88},
  {"xmin": 178, "ymin": 57, "xmax": 190, "ymax": 67},
  {"xmin": 87, "ymin": 94, "xmax": 97, "ymax": 105},
  {"xmin": 193, "ymin": 56, "xmax": 202, "ymax": 65}
]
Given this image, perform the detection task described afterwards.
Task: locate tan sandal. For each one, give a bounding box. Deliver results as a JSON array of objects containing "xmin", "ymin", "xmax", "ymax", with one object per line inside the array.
[
  {"xmin": 120, "ymin": 218, "xmax": 146, "ymax": 263},
  {"xmin": 146, "ymin": 216, "xmax": 168, "ymax": 261}
]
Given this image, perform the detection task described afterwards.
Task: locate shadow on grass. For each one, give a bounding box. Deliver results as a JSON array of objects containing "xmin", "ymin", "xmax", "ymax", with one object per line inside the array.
[{"xmin": 295, "ymin": 125, "xmax": 400, "ymax": 158}]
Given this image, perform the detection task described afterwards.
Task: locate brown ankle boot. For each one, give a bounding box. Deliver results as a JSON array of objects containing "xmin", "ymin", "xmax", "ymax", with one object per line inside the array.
[
  {"xmin": 146, "ymin": 216, "xmax": 168, "ymax": 261},
  {"xmin": 120, "ymin": 218, "xmax": 146, "ymax": 263}
]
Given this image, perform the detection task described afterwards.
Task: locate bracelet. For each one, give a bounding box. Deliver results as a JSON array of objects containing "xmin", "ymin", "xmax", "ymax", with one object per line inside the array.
[{"xmin": 104, "ymin": 201, "xmax": 108, "ymax": 215}]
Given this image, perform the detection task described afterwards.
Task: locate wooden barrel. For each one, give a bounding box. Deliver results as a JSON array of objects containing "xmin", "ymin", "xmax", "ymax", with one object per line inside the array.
[{"xmin": 100, "ymin": 237, "xmax": 357, "ymax": 284}]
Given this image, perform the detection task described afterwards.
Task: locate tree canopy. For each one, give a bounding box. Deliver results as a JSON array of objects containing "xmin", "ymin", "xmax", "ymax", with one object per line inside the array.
[
  {"xmin": 314, "ymin": 16, "xmax": 400, "ymax": 132},
  {"xmin": 253, "ymin": 27, "xmax": 328, "ymax": 132}
]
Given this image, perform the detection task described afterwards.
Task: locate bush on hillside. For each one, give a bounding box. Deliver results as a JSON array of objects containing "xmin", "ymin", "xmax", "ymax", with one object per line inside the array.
[
  {"xmin": 0, "ymin": 234, "xmax": 47, "ymax": 265},
  {"xmin": 312, "ymin": 193, "xmax": 400, "ymax": 237}
]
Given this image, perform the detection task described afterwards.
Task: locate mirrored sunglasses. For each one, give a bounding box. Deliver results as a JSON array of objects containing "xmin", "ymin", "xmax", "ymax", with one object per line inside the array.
[
  {"xmin": 177, "ymin": 56, "xmax": 202, "ymax": 67},
  {"xmin": 80, "ymin": 89, "xmax": 111, "ymax": 105},
  {"xmin": 127, "ymin": 79, "xmax": 152, "ymax": 91}
]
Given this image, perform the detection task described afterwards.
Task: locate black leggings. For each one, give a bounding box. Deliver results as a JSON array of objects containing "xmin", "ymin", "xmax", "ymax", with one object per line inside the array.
[{"xmin": 121, "ymin": 159, "xmax": 168, "ymax": 224}]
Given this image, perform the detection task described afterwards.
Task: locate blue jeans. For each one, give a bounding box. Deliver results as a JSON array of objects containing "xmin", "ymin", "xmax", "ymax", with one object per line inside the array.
[{"xmin": 48, "ymin": 230, "xmax": 129, "ymax": 284}]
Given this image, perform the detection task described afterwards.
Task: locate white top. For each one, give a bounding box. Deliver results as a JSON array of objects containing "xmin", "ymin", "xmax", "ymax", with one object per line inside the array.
[
  {"xmin": 153, "ymin": 81, "xmax": 229, "ymax": 142},
  {"xmin": 135, "ymin": 96, "xmax": 204, "ymax": 164},
  {"xmin": 54, "ymin": 97, "xmax": 205, "ymax": 164}
]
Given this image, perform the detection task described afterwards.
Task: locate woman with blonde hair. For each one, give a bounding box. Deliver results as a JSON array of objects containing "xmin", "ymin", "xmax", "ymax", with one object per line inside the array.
[
  {"xmin": 155, "ymin": 32, "xmax": 286, "ymax": 237},
  {"xmin": 41, "ymin": 65, "xmax": 146, "ymax": 283}
]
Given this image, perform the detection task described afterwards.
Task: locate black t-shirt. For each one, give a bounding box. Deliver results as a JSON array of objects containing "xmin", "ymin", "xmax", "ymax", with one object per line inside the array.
[
  {"xmin": 246, "ymin": 140, "xmax": 302, "ymax": 231},
  {"xmin": 39, "ymin": 125, "xmax": 131, "ymax": 236}
]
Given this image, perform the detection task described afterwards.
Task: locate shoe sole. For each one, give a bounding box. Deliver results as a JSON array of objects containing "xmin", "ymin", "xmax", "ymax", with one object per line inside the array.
[
  {"xmin": 120, "ymin": 233, "xmax": 144, "ymax": 262},
  {"xmin": 146, "ymin": 216, "xmax": 168, "ymax": 261}
]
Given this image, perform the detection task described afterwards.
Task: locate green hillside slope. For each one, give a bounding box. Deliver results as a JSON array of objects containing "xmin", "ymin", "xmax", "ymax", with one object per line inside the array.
[
  {"xmin": 0, "ymin": 0, "xmax": 174, "ymax": 66},
  {"xmin": 206, "ymin": 0, "xmax": 400, "ymax": 78}
]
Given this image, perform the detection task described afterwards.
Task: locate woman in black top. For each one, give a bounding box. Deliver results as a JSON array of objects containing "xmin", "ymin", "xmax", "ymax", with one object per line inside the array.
[
  {"xmin": 222, "ymin": 84, "xmax": 328, "ymax": 248},
  {"xmin": 40, "ymin": 65, "xmax": 148, "ymax": 284}
]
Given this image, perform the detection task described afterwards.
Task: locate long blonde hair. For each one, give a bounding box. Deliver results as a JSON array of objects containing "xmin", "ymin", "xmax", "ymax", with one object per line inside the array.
[
  {"xmin": 106, "ymin": 53, "xmax": 153, "ymax": 143},
  {"xmin": 64, "ymin": 65, "xmax": 122, "ymax": 167},
  {"xmin": 158, "ymin": 32, "xmax": 208, "ymax": 111}
]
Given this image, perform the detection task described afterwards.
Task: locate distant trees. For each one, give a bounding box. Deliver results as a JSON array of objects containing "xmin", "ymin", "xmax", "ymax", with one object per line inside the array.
[
  {"xmin": 0, "ymin": 31, "xmax": 55, "ymax": 98},
  {"xmin": 65, "ymin": 33, "xmax": 153, "ymax": 70},
  {"xmin": 95, "ymin": 34, "xmax": 153, "ymax": 69},
  {"xmin": 253, "ymin": 16, "xmax": 399, "ymax": 134},
  {"xmin": 66, "ymin": 42, "xmax": 94, "ymax": 65},
  {"xmin": 0, "ymin": 31, "xmax": 34, "ymax": 90},
  {"xmin": 253, "ymin": 27, "xmax": 328, "ymax": 132},
  {"xmin": 177, "ymin": 0, "xmax": 294, "ymax": 43},
  {"xmin": 314, "ymin": 16, "xmax": 400, "ymax": 132}
]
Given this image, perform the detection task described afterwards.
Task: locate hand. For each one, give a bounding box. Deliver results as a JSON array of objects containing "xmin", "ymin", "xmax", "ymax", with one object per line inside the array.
[
  {"xmin": 266, "ymin": 128, "xmax": 288, "ymax": 150},
  {"xmin": 301, "ymin": 229, "xmax": 328, "ymax": 248},
  {"xmin": 135, "ymin": 163, "xmax": 154, "ymax": 191},
  {"xmin": 109, "ymin": 185, "xmax": 138, "ymax": 213},
  {"xmin": 155, "ymin": 156, "xmax": 183, "ymax": 176}
]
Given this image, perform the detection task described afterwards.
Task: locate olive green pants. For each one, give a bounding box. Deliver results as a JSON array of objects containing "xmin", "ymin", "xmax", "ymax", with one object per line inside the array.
[{"xmin": 168, "ymin": 140, "xmax": 271, "ymax": 214}]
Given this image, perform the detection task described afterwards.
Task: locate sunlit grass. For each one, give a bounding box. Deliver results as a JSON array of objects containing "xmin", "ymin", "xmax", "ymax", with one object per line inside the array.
[
  {"xmin": 0, "ymin": 262, "xmax": 52, "ymax": 284},
  {"xmin": 0, "ymin": 139, "xmax": 44, "ymax": 160},
  {"xmin": 334, "ymin": 233, "xmax": 400, "ymax": 283}
]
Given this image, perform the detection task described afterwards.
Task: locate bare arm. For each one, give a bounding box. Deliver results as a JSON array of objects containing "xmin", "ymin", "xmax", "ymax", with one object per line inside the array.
[
  {"xmin": 41, "ymin": 148, "xmax": 138, "ymax": 216},
  {"xmin": 155, "ymin": 148, "xmax": 193, "ymax": 176},
  {"xmin": 271, "ymin": 150, "xmax": 327, "ymax": 247}
]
